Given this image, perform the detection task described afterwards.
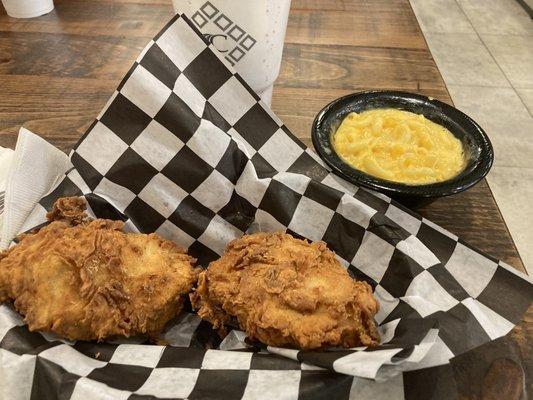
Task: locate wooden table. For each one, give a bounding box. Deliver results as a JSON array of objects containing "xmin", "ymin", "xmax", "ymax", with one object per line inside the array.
[{"xmin": 0, "ymin": 0, "xmax": 530, "ymax": 398}]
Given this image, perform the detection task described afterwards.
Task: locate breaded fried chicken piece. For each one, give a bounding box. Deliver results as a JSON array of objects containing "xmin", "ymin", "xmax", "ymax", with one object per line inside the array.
[
  {"xmin": 0, "ymin": 197, "xmax": 198, "ymax": 341},
  {"xmin": 190, "ymin": 232, "xmax": 380, "ymax": 350}
]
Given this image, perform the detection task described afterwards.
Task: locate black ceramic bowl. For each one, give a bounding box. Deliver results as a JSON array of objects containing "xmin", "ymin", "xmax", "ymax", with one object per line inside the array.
[{"xmin": 312, "ymin": 90, "xmax": 494, "ymax": 208}]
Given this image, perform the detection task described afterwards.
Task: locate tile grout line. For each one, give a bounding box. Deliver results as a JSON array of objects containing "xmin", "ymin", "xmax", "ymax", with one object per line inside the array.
[
  {"xmin": 411, "ymin": 0, "xmax": 529, "ymax": 272},
  {"xmin": 411, "ymin": 3, "xmax": 529, "ymax": 127},
  {"xmin": 486, "ymin": 165, "xmax": 533, "ymax": 171},
  {"xmin": 514, "ymin": 90, "xmax": 533, "ymax": 118},
  {"xmin": 415, "ymin": 0, "xmax": 533, "ymax": 123},
  {"xmin": 458, "ymin": 0, "xmax": 533, "ymax": 274},
  {"xmin": 454, "ymin": 0, "xmax": 533, "ymax": 119},
  {"xmin": 422, "ymin": 31, "xmax": 533, "ymax": 37},
  {"xmin": 413, "ymin": 2, "xmax": 531, "ymax": 122},
  {"xmin": 452, "ymin": 2, "xmax": 531, "ymax": 270},
  {"xmin": 454, "ymin": 0, "xmax": 513, "ymax": 87}
]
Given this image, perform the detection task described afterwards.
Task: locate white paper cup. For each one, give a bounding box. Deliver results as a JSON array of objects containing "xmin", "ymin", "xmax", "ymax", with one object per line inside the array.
[
  {"xmin": 2, "ymin": 0, "xmax": 54, "ymax": 18},
  {"xmin": 172, "ymin": 0, "xmax": 291, "ymax": 106}
]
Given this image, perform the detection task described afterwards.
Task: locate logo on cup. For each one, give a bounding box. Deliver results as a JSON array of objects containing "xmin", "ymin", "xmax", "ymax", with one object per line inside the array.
[
  {"xmin": 204, "ymin": 33, "xmax": 228, "ymax": 53},
  {"xmin": 191, "ymin": 1, "xmax": 257, "ymax": 66}
]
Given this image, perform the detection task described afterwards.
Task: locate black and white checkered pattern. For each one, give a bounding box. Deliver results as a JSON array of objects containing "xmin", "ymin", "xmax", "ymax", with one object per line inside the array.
[{"xmin": 1, "ymin": 14, "xmax": 531, "ymax": 400}]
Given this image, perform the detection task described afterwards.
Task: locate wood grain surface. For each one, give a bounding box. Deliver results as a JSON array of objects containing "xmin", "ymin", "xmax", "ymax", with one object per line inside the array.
[{"xmin": 0, "ymin": 1, "xmax": 530, "ymax": 398}]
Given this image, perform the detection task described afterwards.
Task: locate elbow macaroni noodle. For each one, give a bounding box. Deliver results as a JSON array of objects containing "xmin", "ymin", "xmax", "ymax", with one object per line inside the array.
[{"xmin": 332, "ymin": 109, "xmax": 466, "ymax": 185}]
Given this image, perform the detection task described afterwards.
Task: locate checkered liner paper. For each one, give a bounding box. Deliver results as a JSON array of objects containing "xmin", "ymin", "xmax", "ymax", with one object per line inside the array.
[{"xmin": 1, "ymin": 14, "xmax": 531, "ymax": 400}]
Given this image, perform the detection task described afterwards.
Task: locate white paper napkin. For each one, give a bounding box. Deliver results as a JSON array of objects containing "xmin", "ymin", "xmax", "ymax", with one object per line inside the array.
[
  {"xmin": 0, "ymin": 128, "xmax": 70, "ymax": 249},
  {"xmin": 0, "ymin": 145, "xmax": 14, "ymax": 235}
]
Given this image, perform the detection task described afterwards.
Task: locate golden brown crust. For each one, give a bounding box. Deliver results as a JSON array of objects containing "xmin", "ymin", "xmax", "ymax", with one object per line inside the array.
[
  {"xmin": 46, "ymin": 196, "xmax": 88, "ymax": 224},
  {"xmin": 190, "ymin": 232, "xmax": 380, "ymax": 350},
  {"xmin": 0, "ymin": 197, "xmax": 199, "ymax": 341}
]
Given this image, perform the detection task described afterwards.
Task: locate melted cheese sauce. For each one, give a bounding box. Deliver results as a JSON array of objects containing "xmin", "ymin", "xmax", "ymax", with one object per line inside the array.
[{"xmin": 332, "ymin": 109, "xmax": 466, "ymax": 185}]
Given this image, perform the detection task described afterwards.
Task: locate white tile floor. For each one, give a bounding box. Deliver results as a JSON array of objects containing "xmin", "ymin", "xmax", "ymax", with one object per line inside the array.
[{"xmin": 410, "ymin": 0, "xmax": 533, "ymax": 274}]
